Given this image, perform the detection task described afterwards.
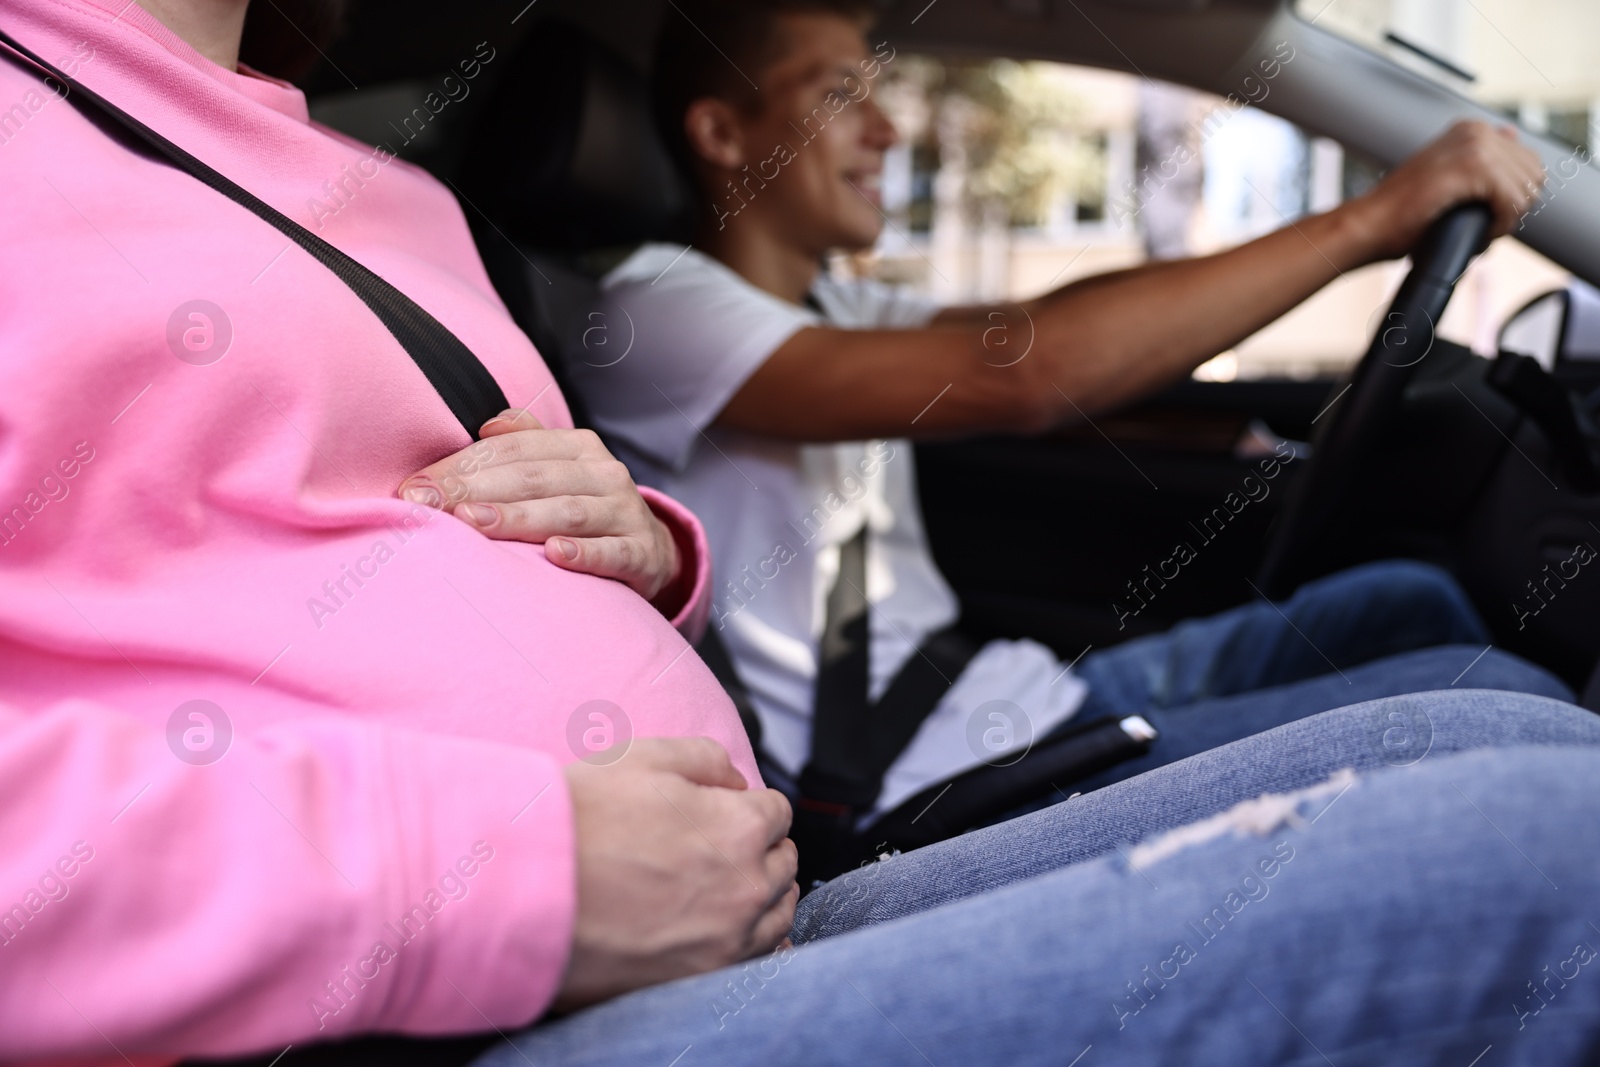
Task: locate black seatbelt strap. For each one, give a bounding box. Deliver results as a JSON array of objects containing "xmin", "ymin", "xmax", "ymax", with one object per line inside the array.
[
  {"xmin": 793, "ymin": 518, "xmax": 980, "ymax": 882},
  {"xmin": 802, "ymin": 523, "xmax": 984, "ymax": 811},
  {"xmin": 866, "ymin": 624, "xmax": 981, "ymax": 774},
  {"xmin": 800, "ymin": 524, "xmax": 875, "ymax": 808},
  {"xmin": 0, "ymin": 26, "xmax": 508, "ymax": 438},
  {"xmin": 788, "ymin": 292, "xmax": 984, "ymax": 853}
]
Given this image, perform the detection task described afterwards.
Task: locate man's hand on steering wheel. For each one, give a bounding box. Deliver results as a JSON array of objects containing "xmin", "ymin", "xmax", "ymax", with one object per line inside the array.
[
  {"xmin": 399, "ymin": 409, "xmax": 683, "ymax": 604},
  {"xmin": 1342, "ymin": 119, "xmax": 1546, "ymax": 262}
]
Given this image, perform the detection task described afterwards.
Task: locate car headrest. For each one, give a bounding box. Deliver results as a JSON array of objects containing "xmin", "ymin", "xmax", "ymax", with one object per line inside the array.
[{"xmin": 456, "ymin": 19, "xmax": 692, "ymax": 253}]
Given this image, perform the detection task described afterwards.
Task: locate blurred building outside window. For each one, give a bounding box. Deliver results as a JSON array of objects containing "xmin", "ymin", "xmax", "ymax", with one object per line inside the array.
[{"xmin": 843, "ymin": 0, "xmax": 1593, "ymax": 381}]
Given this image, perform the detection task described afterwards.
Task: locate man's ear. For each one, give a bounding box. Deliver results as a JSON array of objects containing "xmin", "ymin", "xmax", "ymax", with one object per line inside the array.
[{"xmin": 683, "ymin": 97, "xmax": 747, "ymax": 171}]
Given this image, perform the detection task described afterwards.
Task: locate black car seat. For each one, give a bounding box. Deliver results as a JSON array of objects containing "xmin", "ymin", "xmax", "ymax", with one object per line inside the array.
[
  {"xmin": 456, "ymin": 18, "xmax": 689, "ymax": 256},
  {"xmin": 455, "ymin": 18, "xmax": 691, "ymax": 430}
]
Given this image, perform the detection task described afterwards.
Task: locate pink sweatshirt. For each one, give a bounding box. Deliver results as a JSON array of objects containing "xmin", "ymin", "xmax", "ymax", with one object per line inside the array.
[{"xmin": 0, "ymin": 0, "xmax": 756, "ymax": 1060}]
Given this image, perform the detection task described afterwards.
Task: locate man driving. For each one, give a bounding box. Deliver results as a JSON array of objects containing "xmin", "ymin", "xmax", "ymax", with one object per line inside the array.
[
  {"xmin": 484, "ymin": 0, "xmax": 1557, "ymax": 830},
  {"xmin": 457, "ymin": 0, "xmax": 1549, "ymax": 845}
]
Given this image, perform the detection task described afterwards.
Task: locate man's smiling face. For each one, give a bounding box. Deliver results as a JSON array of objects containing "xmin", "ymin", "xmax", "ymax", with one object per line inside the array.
[{"xmin": 713, "ymin": 13, "xmax": 899, "ymax": 254}]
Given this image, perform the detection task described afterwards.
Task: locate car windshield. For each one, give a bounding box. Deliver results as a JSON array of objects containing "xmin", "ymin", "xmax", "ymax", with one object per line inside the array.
[
  {"xmin": 1297, "ymin": 0, "xmax": 1599, "ymax": 153},
  {"xmin": 851, "ymin": 49, "xmax": 1571, "ymax": 382}
]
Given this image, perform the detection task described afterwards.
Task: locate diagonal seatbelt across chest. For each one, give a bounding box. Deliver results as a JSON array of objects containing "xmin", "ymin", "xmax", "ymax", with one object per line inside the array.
[
  {"xmin": 0, "ymin": 25, "xmax": 509, "ymax": 439},
  {"xmin": 798, "ymin": 524, "xmax": 875, "ymax": 811},
  {"xmin": 796, "ymin": 524, "xmax": 980, "ymax": 836}
]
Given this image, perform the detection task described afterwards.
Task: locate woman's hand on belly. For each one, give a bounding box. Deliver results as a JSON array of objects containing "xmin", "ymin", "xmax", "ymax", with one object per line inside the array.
[
  {"xmin": 399, "ymin": 409, "xmax": 682, "ymax": 602},
  {"xmin": 553, "ymin": 736, "xmax": 800, "ymax": 1012}
]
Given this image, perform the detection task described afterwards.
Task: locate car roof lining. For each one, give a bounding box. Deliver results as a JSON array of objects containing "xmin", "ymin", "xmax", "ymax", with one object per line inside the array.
[{"xmin": 310, "ymin": 0, "xmax": 1600, "ymax": 288}]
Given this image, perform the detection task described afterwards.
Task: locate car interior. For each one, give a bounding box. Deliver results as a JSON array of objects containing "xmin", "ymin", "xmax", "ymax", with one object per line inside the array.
[{"xmin": 289, "ymin": 0, "xmax": 1600, "ymax": 703}]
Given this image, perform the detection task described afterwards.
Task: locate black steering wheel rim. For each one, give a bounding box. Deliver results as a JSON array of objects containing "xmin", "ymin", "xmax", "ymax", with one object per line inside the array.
[{"xmin": 1255, "ymin": 202, "xmax": 1494, "ymax": 598}]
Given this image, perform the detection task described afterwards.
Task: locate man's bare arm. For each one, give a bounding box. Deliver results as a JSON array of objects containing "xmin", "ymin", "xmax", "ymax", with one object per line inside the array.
[{"xmin": 717, "ymin": 121, "xmax": 1544, "ymax": 442}]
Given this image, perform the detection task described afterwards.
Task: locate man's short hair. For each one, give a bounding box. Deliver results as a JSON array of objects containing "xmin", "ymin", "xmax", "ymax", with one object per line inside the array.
[{"xmin": 651, "ymin": 0, "xmax": 874, "ymax": 184}]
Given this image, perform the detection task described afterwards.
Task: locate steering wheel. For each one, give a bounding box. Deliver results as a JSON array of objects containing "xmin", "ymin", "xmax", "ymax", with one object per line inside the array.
[{"xmin": 1255, "ymin": 202, "xmax": 1494, "ymax": 598}]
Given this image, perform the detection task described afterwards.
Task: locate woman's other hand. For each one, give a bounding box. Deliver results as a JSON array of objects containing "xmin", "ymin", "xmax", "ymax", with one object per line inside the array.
[{"xmin": 555, "ymin": 737, "xmax": 799, "ymax": 1011}]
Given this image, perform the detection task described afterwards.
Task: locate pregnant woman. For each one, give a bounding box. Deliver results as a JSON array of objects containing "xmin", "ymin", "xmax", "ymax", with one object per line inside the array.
[{"xmin": 1, "ymin": 2, "xmax": 1597, "ymax": 1065}]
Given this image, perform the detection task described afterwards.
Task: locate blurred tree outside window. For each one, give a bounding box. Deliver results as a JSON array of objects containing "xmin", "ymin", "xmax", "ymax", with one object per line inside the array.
[{"xmin": 853, "ymin": 45, "xmax": 1574, "ymax": 382}]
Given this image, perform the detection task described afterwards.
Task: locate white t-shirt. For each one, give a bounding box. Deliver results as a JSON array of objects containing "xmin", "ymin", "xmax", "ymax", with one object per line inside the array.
[{"xmin": 575, "ymin": 244, "xmax": 1088, "ymax": 814}]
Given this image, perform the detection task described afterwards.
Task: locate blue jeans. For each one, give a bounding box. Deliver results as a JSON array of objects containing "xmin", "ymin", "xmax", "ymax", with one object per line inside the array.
[
  {"xmin": 479, "ymin": 689, "xmax": 1600, "ymax": 1066},
  {"xmin": 1056, "ymin": 560, "xmax": 1566, "ymax": 793},
  {"xmin": 1080, "ymin": 559, "xmax": 1492, "ymax": 707}
]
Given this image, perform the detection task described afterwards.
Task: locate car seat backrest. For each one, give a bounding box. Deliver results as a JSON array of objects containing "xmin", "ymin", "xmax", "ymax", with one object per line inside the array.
[
  {"xmin": 459, "ymin": 18, "xmax": 693, "ymax": 430},
  {"xmin": 456, "ymin": 18, "xmax": 691, "ymax": 255}
]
